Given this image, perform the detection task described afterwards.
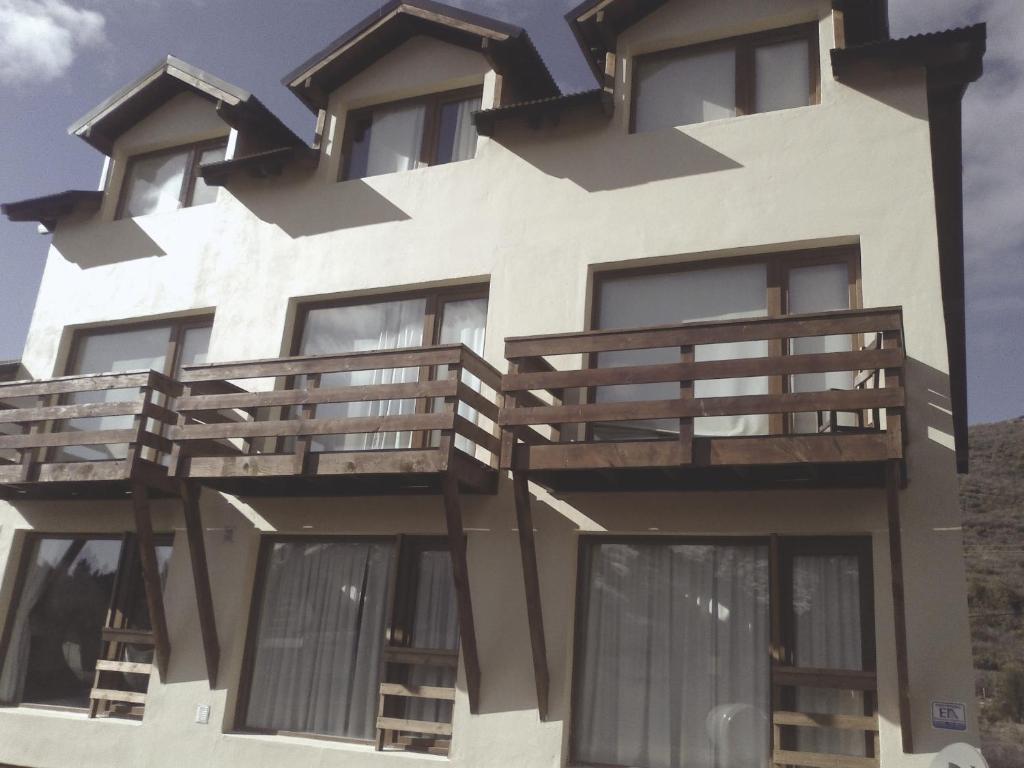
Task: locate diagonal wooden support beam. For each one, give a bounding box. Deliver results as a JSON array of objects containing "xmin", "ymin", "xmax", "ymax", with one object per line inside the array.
[
  {"xmin": 440, "ymin": 471, "xmax": 481, "ymax": 714},
  {"xmin": 130, "ymin": 483, "xmax": 171, "ymax": 679},
  {"xmin": 512, "ymin": 472, "xmax": 550, "ymax": 720},
  {"xmin": 886, "ymin": 460, "xmax": 914, "ymax": 753},
  {"xmin": 179, "ymin": 481, "xmax": 220, "ymax": 687}
]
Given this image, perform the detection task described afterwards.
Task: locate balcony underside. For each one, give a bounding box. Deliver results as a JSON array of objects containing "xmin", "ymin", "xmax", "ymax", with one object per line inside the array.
[
  {"xmin": 0, "ymin": 458, "xmax": 177, "ymax": 500},
  {"xmin": 175, "ymin": 448, "xmax": 496, "ymax": 497},
  {"xmin": 509, "ymin": 433, "xmax": 895, "ymax": 492}
]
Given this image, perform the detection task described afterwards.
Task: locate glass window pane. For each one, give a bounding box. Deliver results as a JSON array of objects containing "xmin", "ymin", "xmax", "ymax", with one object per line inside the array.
[
  {"xmin": 436, "ymin": 97, "xmax": 482, "ymax": 165},
  {"xmin": 0, "ymin": 537, "xmax": 122, "ymax": 708},
  {"xmin": 189, "ymin": 145, "xmax": 227, "ymax": 207},
  {"xmin": 244, "ymin": 540, "xmax": 394, "ymax": 739},
  {"xmin": 792, "ymin": 554, "xmax": 867, "ymax": 756},
  {"xmin": 176, "ymin": 325, "xmax": 212, "ymax": 377},
  {"xmin": 755, "ymin": 39, "xmax": 811, "ymax": 113},
  {"xmin": 122, "ymin": 150, "xmax": 189, "ymax": 217},
  {"xmin": 351, "ymin": 102, "xmax": 427, "ymax": 179},
  {"xmin": 635, "ymin": 47, "xmax": 737, "ymax": 132},
  {"xmin": 574, "ymin": 541, "xmax": 770, "ymax": 768},
  {"xmin": 300, "ymin": 299, "xmax": 426, "ymax": 451}
]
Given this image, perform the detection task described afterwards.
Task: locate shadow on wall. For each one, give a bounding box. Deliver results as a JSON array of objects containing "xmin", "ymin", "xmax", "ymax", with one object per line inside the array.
[
  {"xmin": 505, "ymin": 122, "xmax": 744, "ymax": 193},
  {"xmin": 228, "ymin": 171, "xmax": 411, "ymax": 239},
  {"xmin": 56, "ymin": 217, "xmax": 166, "ymax": 268}
]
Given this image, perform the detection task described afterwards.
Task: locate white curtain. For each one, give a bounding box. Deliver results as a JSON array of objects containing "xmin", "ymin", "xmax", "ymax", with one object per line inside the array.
[
  {"xmin": 635, "ymin": 47, "xmax": 737, "ymax": 132},
  {"xmin": 788, "ymin": 263, "xmax": 853, "ymax": 433},
  {"xmin": 597, "ymin": 264, "xmax": 770, "ymax": 438},
  {"xmin": 122, "ymin": 149, "xmax": 189, "ymax": 217},
  {"xmin": 405, "ymin": 548, "xmax": 459, "ymax": 724},
  {"xmin": 574, "ymin": 542, "xmax": 770, "ymax": 768},
  {"xmin": 300, "ymin": 299, "xmax": 426, "ymax": 451},
  {"xmin": 755, "ymin": 40, "xmax": 811, "ymax": 114},
  {"xmin": 245, "ymin": 540, "xmax": 393, "ymax": 740},
  {"xmin": 364, "ymin": 103, "xmax": 426, "ymax": 178},
  {"xmin": 443, "ymin": 97, "xmax": 482, "ymax": 163},
  {"xmin": 436, "ymin": 298, "xmax": 488, "ymax": 454},
  {"xmin": 792, "ymin": 554, "xmax": 867, "ymax": 757}
]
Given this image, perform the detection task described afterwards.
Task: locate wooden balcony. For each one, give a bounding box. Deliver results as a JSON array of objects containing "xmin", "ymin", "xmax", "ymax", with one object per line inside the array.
[
  {"xmin": 168, "ymin": 344, "xmax": 503, "ymax": 496},
  {"xmin": 499, "ymin": 308, "xmax": 906, "ymax": 492},
  {"xmin": 0, "ymin": 370, "xmax": 180, "ymax": 499}
]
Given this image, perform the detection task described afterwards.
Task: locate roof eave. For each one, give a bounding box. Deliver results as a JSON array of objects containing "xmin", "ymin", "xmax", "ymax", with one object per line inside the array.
[{"xmin": 0, "ymin": 190, "xmax": 103, "ymax": 230}]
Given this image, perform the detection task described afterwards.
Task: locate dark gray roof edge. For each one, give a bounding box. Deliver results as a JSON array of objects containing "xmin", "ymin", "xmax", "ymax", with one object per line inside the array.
[{"xmin": 1, "ymin": 190, "xmax": 103, "ymax": 223}]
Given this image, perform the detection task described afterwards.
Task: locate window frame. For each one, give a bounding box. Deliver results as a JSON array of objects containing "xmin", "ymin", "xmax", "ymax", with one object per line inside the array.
[
  {"xmin": 588, "ymin": 245, "xmax": 861, "ymax": 436},
  {"xmin": 338, "ymin": 86, "xmax": 484, "ymax": 182},
  {"xmin": 0, "ymin": 531, "xmax": 174, "ymax": 714},
  {"xmin": 629, "ymin": 22, "xmax": 821, "ymax": 133},
  {"xmin": 568, "ymin": 533, "xmax": 876, "ymax": 768},
  {"xmin": 115, "ymin": 137, "xmax": 229, "ymax": 220},
  {"xmin": 233, "ymin": 533, "xmax": 456, "ymax": 744}
]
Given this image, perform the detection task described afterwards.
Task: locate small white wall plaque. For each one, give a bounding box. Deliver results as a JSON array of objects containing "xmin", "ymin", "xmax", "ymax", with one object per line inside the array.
[
  {"xmin": 931, "ymin": 701, "xmax": 968, "ymax": 731},
  {"xmin": 195, "ymin": 704, "xmax": 211, "ymax": 724}
]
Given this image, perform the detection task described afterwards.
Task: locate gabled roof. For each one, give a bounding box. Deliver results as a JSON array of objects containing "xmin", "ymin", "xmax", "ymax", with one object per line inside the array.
[
  {"xmin": 69, "ymin": 55, "xmax": 305, "ymax": 154},
  {"xmin": 1, "ymin": 190, "xmax": 103, "ymax": 230},
  {"xmin": 283, "ymin": 0, "xmax": 559, "ymax": 113},
  {"xmin": 567, "ymin": 0, "xmax": 890, "ymax": 82}
]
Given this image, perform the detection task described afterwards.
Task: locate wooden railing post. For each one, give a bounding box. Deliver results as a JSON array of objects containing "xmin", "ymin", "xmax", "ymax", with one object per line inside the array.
[
  {"xmin": 886, "ymin": 459, "xmax": 914, "ymax": 754},
  {"xmin": 168, "ymin": 381, "xmax": 190, "ymax": 477},
  {"xmin": 882, "ymin": 330, "xmax": 905, "ymax": 458},
  {"xmin": 130, "ymin": 483, "xmax": 171, "ymax": 679},
  {"xmin": 437, "ymin": 362, "xmax": 462, "ymax": 469},
  {"xmin": 512, "ymin": 472, "xmax": 550, "ymax": 720},
  {"xmin": 679, "ymin": 345, "xmax": 695, "ymax": 464},
  {"xmin": 294, "ymin": 373, "xmax": 321, "ymax": 473},
  {"xmin": 500, "ymin": 359, "xmax": 521, "ymax": 470}
]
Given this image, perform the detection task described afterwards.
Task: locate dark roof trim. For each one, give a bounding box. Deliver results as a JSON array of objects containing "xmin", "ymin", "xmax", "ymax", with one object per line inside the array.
[
  {"xmin": 1, "ymin": 190, "xmax": 103, "ymax": 230},
  {"xmin": 567, "ymin": 0, "xmax": 890, "ymax": 83},
  {"xmin": 0, "ymin": 361, "xmax": 21, "ymax": 383},
  {"xmin": 473, "ymin": 89, "xmax": 610, "ymax": 137},
  {"xmin": 200, "ymin": 145, "xmax": 319, "ymax": 187},
  {"xmin": 283, "ymin": 0, "xmax": 559, "ymax": 113},
  {"xmin": 834, "ymin": 24, "xmax": 986, "ymax": 473},
  {"xmin": 69, "ymin": 55, "xmax": 304, "ymax": 155}
]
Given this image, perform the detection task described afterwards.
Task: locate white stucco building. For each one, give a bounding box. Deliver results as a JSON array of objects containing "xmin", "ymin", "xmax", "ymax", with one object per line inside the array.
[{"xmin": 0, "ymin": 1, "xmax": 987, "ymax": 767}]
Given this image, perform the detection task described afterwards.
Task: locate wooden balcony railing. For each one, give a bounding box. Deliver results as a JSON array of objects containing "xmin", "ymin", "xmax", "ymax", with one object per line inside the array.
[
  {"xmin": 375, "ymin": 646, "xmax": 458, "ymax": 756},
  {"xmin": 0, "ymin": 370, "xmax": 180, "ymax": 498},
  {"xmin": 772, "ymin": 666, "xmax": 880, "ymax": 768},
  {"xmin": 499, "ymin": 308, "xmax": 906, "ymax": 490},
  {"xmin": 169, "ymin": 344, "xmax": 503, "ymax": 495}
]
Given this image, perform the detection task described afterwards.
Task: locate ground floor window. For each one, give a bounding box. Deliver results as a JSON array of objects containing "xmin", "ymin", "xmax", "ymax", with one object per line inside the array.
[
  {"xmin": 571, "ymin": 536, "xmax": 874, "ymax": 768},
  {"xmin": 239, "ymin": 535, "xmax": 459, "ymax": 742}
]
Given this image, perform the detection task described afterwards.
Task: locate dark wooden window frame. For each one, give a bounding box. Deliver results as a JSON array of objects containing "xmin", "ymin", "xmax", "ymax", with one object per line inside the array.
[
  {"xmin": 567, "ymin": 533, "xmax": 876, "ymax": 768},
  {"xmin": 0, "ymin": 530, "xmax": 174, "ymax": 713},
  {"xmin": 629, "ymin": 22, "xmax": 821, "ymax": 133},
  {"xmin": 339, "ymin": 86, "xmax": 484, "ymax": 181},
  {"xmin": 233, "ymin": 533, "xmax": 455, "ymax": 745},
  {"xmin": 115, "ymin": 137, "xmax": 229, "ymax": 219},
  {"xmin": 588, "ymin": 245, "xmax": 862, "ymax": 436}
]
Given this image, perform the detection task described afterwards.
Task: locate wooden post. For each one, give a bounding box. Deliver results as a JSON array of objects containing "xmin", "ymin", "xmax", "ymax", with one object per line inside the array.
[
  {"xmin": 886, "ymin": 460, "xmax": 914, "ymax": 753},
  {"xmin": 294, "ymin": 373, "xmax": 321, "ymax": 473},
  {"xmin": 882, "ymin": 330, "xmax": 905, "ymax": 458},
  {"xmin": 180, "ymin": 482, "xmax": 220, "ymax": 687},
  {"xmin": 512, "ymin": 472, "xmax": 550, "ymax": 720},
  {"xmin": 130, "ymin": 483, "xmax": 171, "ymax": 678},
  {"xmin": 679, "ymin": 345, "xmax": 695, "ymax": 464},
  {"xmin": 440, "ymin": 471, "xmax": 481, "ymax": 714}
]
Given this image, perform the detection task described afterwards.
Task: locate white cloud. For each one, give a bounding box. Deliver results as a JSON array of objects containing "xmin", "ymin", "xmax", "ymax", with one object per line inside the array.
[{"xmin": 0, "ymin": 0, "xmax": 106, "ymax": 86}]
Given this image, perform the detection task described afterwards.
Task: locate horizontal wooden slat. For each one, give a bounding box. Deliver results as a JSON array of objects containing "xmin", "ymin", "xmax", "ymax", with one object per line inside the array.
[
  {"xmin": 380, "ymin": 683, "xmax": 456, "ymax": 701},
  {"xmin": 0, "ymin": 399, "xmax": 144, "ymax": 424},
  {"xmin": 375, "ymin": 717, "xmax": 452, "ymax": 736},
  {"xmin": 183, "ymin": 449, "xmax": 446, "ymax": 479},
  {"xmin": 90, "ymin": 688, "xmax": 146, "ymax": 705},
  {"xmin": 453, "ymin": 415, "xmax": 500, "ymax": 455},
  {"xmin": 180, "ymin": 346, "xmax": 465, "ymax": 382},
  {"xmin": 456, "ymin": 382, "xmax": 499, "ymax": 421},
  {"xmin": 177, "ymin": 379, "xmax": 457, "ymax": 412},
  {"xmin": 458, "ymin": 347, "xmax": 503, "ymax": 391},
  {"xmin": 95, "ymin": 659, "xmax": 153, "ymax": 675},
  {"xmin": 504, "ymin": 308, "xmax": 903, "ymax": 358},
  {"xmin": 382, "ymin": 647, "xmax": 459, "ymax": 667},
  {"xmin": 502, "ymin": 349, "xmax": 903, "ymax": 393},
  {"xmin": 773, "ymin": 711, "xmax": 879, "ymax": 731},
  {"xmin": 101, "ymin": 628, "xmax": 155, "ymax": 646},
  {"xmin": 0, "ymin": 371, "xmax": 153, "ymax": 399},
  {"xmin": 773, "ymin": 750, "xmax": 879, "ymax": 768},
  {"xmin": 0, "ymin": 428, "xmax": 138, "ymax": 450},
  {"xmin": 172, "ymin": 412, "xmax": 453, "ymax": 441},
  {"xmin": 773, "ymin": 666, "xmax": 878, "ymax": 690},
  {"xmin": 34, "ymin": 460, "xmax": 131, "ymax": 483}
]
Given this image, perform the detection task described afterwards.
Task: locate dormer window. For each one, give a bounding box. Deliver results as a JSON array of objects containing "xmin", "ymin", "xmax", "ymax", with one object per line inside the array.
[
  {"xmin": 632, "ymin": 24, "xmax": 818, "ymax": 132},
  {"xmin": 117, "ymin": 139, "xmax": 228, "ymax": 218},
  {"xmin": 341, "ymin": 87, "xmax": 482, "ymax": 181}
]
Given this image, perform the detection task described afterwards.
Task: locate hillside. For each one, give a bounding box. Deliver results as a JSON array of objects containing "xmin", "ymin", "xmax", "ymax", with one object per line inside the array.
[{"xmin": 960, "ymin": 417, "xmax": 1024, "ymax": 767}]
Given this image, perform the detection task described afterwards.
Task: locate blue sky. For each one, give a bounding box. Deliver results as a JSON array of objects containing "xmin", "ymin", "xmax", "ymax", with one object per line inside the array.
[{"xmin": 0, "ymin": 0, "xmax": 1020, "ymax": 423}]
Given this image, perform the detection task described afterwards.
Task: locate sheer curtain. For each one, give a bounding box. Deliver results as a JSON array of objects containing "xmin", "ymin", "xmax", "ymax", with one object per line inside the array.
[
  {"xmin": 245, "ymin": 540, "xmax": 394, "ymax": 739},
  {"xmin": 363, "ymin": 103, "xmax": 427, "ymax": 178},
  {"xmin": 755, "ymin": 40, "xmax": 811, "ymax": 113},
  {"xmin": 635, "ymin": 48, "xmax": 737, "ymax": 132},
  {"xmin": 300, "ymin": 299, "xmax": 426, "ymax": 451},
  {"xmin": 405, "ymin": 548, "xmax": 459, "ymax": 724},
  {"xmin": 574, "ymin": 541, "xmax": 770, "ymax": 768},
  {"xmin": 793, "ymin": 554, "xmax": 867, "ymax": 756},
  {"xmin": 597, "ymin": 264, "xmax": 770, "ymax": 438},
  {"xmin": 437, "ymin": 298, "xmax": 488, "ymax": 454},
  {"xmin": 437, "ymin": 97, "xmax": 482, "ymax": 165},
  {"xmin": 122, "ymin": 149, "xmax": 189, "ymax": 217}
]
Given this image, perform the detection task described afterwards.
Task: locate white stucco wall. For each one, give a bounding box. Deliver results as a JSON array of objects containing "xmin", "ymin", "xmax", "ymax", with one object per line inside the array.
[{"xmin": 0, "ymin": 1, "xmax": 976, "ymax": 767}]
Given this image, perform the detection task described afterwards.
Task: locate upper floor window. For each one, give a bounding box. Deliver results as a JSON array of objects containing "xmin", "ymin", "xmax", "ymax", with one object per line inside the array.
[
  {"xmin": 632, "ymin": 24, "xmax": 819, "ymax": 132},
  {"xmin": 117, "ymin": 139, "xmax": 227, "ymax": 218},
  {"xmin": 341, "ymin": 87, "xmax": 483, "ymax": 181}
]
